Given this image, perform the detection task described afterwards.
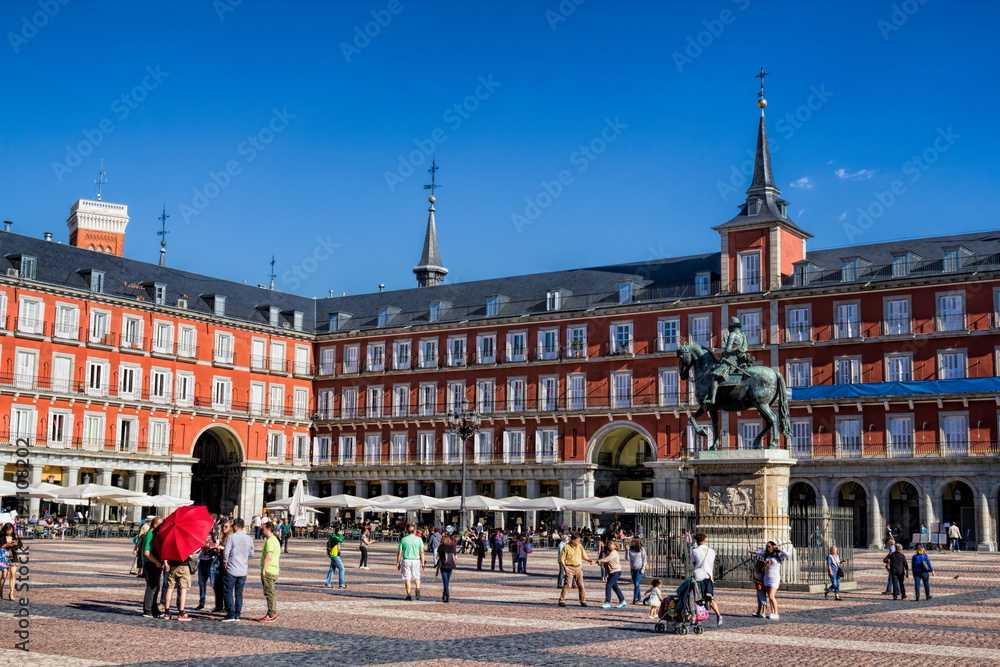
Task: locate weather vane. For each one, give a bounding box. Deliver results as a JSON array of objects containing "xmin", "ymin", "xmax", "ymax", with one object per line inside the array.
[
  {"xmin": 95, "ymin": 159, "xmax": 107, "ymax": 201},
  {"xmin": 423, "ymin": 157, "xmax": 441, "ymax": 200},
  {"xmin": 157, "ymin": 205, "xmax": 170, "ymax": 266},
  {"xmin": 755, "ymin": 67, "xmax": 769, "ymax": 109},
  {"xmin": 268, "ymin": 255, "xmax": 277, "ymax": 290}
]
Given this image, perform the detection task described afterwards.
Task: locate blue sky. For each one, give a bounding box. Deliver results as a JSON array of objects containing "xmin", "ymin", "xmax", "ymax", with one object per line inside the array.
[{"xmin": 1, "ymin": 0, "xmax": 998, "ymax": 296}]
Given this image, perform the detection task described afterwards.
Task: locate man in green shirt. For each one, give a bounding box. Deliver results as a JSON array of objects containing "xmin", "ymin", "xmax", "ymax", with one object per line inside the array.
[
  {"xmin": 140, "ymin": 517, "xmax": 165, "ymax": 618},
  {"xmin": 258, "ymin": 521, "xmax": 280, "ymax": 622},
  {"xmin": 396, "ymin": 525, "xmax": 426, "ymax": 601}
]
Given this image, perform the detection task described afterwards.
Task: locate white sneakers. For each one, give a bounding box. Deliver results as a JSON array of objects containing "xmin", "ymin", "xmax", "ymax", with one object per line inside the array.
[{"xmin": 767, "ymin": 613, "xmax": 780, "ymax": 620}]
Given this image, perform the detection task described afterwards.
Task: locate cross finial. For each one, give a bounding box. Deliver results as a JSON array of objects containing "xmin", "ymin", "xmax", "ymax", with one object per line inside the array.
[
  {"xmin": 95, "ymin": 159, "xmax": 107, "ymax": 201},
  {"xmin": 755, "ymin": 67, "xmax": 769, "ymax": 100},
  {"xmin": 268, "ymin": 255, "xmax": 277, "ymax": 290},
  {"xmin": 157, "ymin": 205, "xmax": 170, "ymax": 266},
  {"xmin": 423, "ymin": 157, "xmax": 441, "ymax": 199}
]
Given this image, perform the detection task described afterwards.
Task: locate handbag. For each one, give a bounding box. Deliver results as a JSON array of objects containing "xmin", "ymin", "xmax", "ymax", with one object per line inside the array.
[
  {"xmin": 444, "ymin": 551, "xmax": 457, "ymax": 570},
  {"xmin": 836, "ymin": 565, "xmax": 845, "ymax": 578}
]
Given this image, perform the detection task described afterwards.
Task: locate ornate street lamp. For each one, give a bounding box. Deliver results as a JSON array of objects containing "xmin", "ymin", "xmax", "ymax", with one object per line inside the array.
[{"xmin": 446, "ymin": 399, "xmax": 481, "ymax": 531}]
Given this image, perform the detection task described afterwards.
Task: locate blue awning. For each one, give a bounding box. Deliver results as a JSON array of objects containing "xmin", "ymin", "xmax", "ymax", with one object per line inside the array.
[{"xmin": 791, "ymin": 377, "xmax": 1000, "ymax": 401}]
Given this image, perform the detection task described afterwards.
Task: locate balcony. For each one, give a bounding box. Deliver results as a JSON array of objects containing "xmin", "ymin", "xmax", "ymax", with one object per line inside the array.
[
  {"xmin": 607, "ymin": 341, "xmax": 633, "ymax": 357},
  {"xmin": 655, "ymin": 337, "xmax": 679, "ymax": 353},
  {"xmin": 536, "ymin": 345, "xmax": 560, "ymax": 361},
  {"xmin": 16, "ymin": 317, "xmax": 45, "ymax": 336},
  {"xmin": 792, "ymin": 440, "xmax": 997, "ymax": 460},
  {"xmin": 782, "ymin": 252, "xmax": 1000, "ymax": 289}
]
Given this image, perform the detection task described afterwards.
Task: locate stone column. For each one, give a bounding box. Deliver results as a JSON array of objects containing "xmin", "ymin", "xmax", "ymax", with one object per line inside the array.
[
  {"xmin": 358, "ymin": 480, "xmax": 370, "ymax": 499},
  {"xmin": 178, "ymin": 472, "xmax": 192, "ymax": 504},
  {"xmin": 525, "ymin": 479, "xmax": 540, "ymax": 531},
  {"xmin": 28, "ymin": 465, "xmax": 43, "ymax": 518},
  {"xmin": 976, "ymin": 490, "xmax": 996, "ymax": 552},
  {"xmin": 922, "ymin": 490, "xmax": 937, "ymax": 530},
  {"xmin": 406, "ymin": 480, "xmax": 419, "ymax": 496},
  {"xmin": 129, "ymin": 471, "xmax": 145, "ymax": 522},
  {"xmin": 330, "ymin": 480, "xmax": 345, "ymax": 496},
  {"xmin": 95, "ymin": 469, "xmax": 113, "ymax": 521},
  {"xmin": 868, "ymin": 480, "xmax": 884, "ymax": 550},
  {"xmin": 494, "ymin": 479, "xmax": 509, "ymax": 529}
]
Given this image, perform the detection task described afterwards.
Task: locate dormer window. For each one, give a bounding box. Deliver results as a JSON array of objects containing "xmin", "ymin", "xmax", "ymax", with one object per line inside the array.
[
  {"xmin": 429, "ymin": 302, "xmax": 441, "ymax": 323},
  {"xmin": 777, "ymin": 202, "xmax": 787, "ymax": 217},
  {"xmin": 695, "ymin": 273, "xmax": 711, "ymax": 296},
  {"xmin": 214, "ymin": 296, "xmax": 225, "ymax": 316},
  {"xmin": 291, "ymin": 311, "xmax": 303, "ymax": 331},
  {"xmin": 841, "ymin": 259, "xmax": 859, "ymax": 282},
  {"xmin": 378, "ymin": 308, "xmax": 389, "ymax": 327},
  {"xmin": 78, "ymin": 269, "xmax": 104, "ymax": 293},
  {"xmin": 747, "ymin": 199, "xmax": 761, "ymax": 216},
  {"xmin": 792, "ymin": 262, "xmax": 819, "ymax": 287},
  {"xmin": 329, "ymin": 312, "xmax": 351, "ymax": 332},
  {"xmin": 142, "ymin": 282, "xmax": 167, "ymax": 305},
  {"xmin": 891, "ymin": 254, "xmax": 911, "ymax": 277},
  {"xmin": 269, "ymin": 306, "xmax": 280, "ymax": 327},
  {"xmin": 7, "ymin": 254, "xmax": 37, "ymax": 280},
  {"xmin": 485, "ymin": 296, "xmax": 499, "ymax": 318},
  {"xmin": 942, "ymin": 246, "xmax": 971, "ymax": 273},
  {"xmin": 546, "ymin": 289, "xmax": 562, "ymax": 312},
  {"xmin": 618, "ymin": 283, "xmax": 634, "ymax": 305}
]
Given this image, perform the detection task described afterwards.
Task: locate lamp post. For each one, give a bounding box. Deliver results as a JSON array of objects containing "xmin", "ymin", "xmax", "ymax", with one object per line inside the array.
[{"xmin": 446, "ymin": 399, "xmax": 481, "ymax": 531}]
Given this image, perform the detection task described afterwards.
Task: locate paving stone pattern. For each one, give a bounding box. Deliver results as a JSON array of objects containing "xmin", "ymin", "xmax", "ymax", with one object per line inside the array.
[{"xmin": 3, "ymin": 537, "xmax": 999, "ymax": 666}]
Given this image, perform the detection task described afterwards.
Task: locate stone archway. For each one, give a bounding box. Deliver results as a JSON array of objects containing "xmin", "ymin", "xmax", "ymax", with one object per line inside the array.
[
  {"xmin": 191, "ymin": 425, "xmax": 244, "ymax": 514},
  {"xmin": 942, "ymin": 480, "xmax": 976, "ymax": 546},
  {"xmin": 587, "ymin": 422, "xmax": 656, "ymax": 499},
  {"xmin": 887, "ymin": 480, "xmax": 920, "ymax": 543},
  {"xmin": 837, "ymin": 481, "xmax": 868, "ymax": 548}
]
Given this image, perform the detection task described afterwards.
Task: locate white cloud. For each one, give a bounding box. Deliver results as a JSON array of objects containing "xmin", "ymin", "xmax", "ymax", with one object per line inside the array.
[
  {"xmin": 835, "ymin": 168, "xmax": 877, "ymax": 180},
  {"xmin": 837, "ymin": 212, "xmax": 847, "ymax": 221},
  {"xmin": 789, "ymin": 177, "xmax": 813, "ymax": 189},
  {"xmin": 797, "ymin": 209, "xmax": 806, "ymax": 218}
]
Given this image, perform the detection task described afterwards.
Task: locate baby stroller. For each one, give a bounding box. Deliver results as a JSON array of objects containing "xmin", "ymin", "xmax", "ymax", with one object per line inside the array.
[{"xmin": 653, "ymin": 577, "xmax": 709, "ymax": 635}]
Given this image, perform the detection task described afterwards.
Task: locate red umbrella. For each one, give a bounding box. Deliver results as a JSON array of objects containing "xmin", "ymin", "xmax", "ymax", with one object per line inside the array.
[{"xmin": 154, "ymin": 505, "xmax": 214, "ymax": 562}]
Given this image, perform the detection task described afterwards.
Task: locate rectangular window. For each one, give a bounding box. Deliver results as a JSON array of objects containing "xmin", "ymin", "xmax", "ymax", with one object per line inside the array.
[
  {"xmin": 886, "ymin": 354, "xmax": 912, "ymax": 382},
  {"xmin": 741, "ymin": 310, "xmax": 762, "ymax": 345},
  {"xmin": 537, "ymin": 428, "xmax": 558, "ymax": 462},
  {"xmin": 695, "ymin": 273, "xmax": 711, "ymax": 296},
  {"xmin": 891, "ymin": 254, "xmax": 910, "ymax": 277},
  {"xmin": 269, "ymin": 342, "xmax": 285, "ymax": 373},
  {"xmin": 390, "ymin": 433, "xmax": 407, "ymax": 464},
  {"xmin": 176, "ymin": 372, "xmax": 193, "ymax": 407},
  {"xmin": 10, "ymin": 406, "xmax": 35, "ymax": 443},
  {"xmin": 474, "ymin": 430, "xmax": 492, "ymax": 463},
  {"xmin": 17, "ymin": 298, "xmax": 42, "ymax": 335},
  {"xmin": 212, "ymin": 378, "xmax": 232, "ymax": 411},
  {"xmin": 89, "ymin": 310, "xmax": 110, "ymax": 343},
  {"xmin": 787, "ymin": 307, "xmax": 810, "ymax": 342},
  {"xmin": 429, "ymin": 303, "xmax": 441, "ymax": 323},
  {"xmin": 269, "ymin": 385, "xmax": 285, "ymax": 417},
  {"xmin": 942, "ymin": 414, "xmax": 968, "ymax": 454},
  {"xmin": 14, "ymin": 350, "xmax": 37, "ymax": 390},
  {"xmin": 448, "ymin": 381, "xmax": 465, "ymax": 414},
  {"xmin": 149, "ymin": 419, "xmax": 169, "ymax": 454},
  {"xmin": 790, "ymin": 419, "xmax": 812, "ymax": 456},
  {"xmin": 150, "ymin": 369, "xmax": 171, "ymax": 404},
  {"xmin": 319, "ymin": 347, "xmax": 335, "ymax": 375},
  {"xmin": 293, "ymin": 388, "xmax": 308, "ymax": 419},
  {"xmin": 249, "ymin": 383, "xmax": 265, "ymax": 416},
  {"xmin": 691, "ymin": 315, "xmax": 711, "ymax": 347},
  {"xmin": 364, "ymin": 434, "xmax": 381, "ymax": 465},
  {"xmin": 485, "ymin": 297, "xmax": 499, "ymax": 318},
  {"xmin": 442, "ymin": 432, "xmax": 461, "ymax": 464},
  {"xmin": 567, "ymin": 326, "xmax": 587, "ymax": 358},
  {"xmin": 293, "ymin": 346, "xmax": 310, "ymax": 375},
  {"xmin": 212, "ymin": 295, "xmax": 226, "ymax": 317},
  {"xmin": 835, "ymin": 303, "xmax": 860, "ymax": 339},
  {"xmin": 268, "ymin": 307, "xmax": 280, "ymax": 328},
  {"xmin": 888, "ymin": 416, "xmax": 914, "ymax": 456},
  {"xmin": 567, "ymin": 373, "xmax": 586, "ymax": 410},
  {"xmin": 86, "ymin": 360, "xmax": 109, "ymax": 397},
  {"xmin": 506, "ymin": 332, "xmax": 527, "ymax": 362},
  {"xmin": 153, "ymin": 284, "xmax": 166, "ymax": 305},
  {"xmin": 937, "ymin": 294, "xmax": 965, "ymax": 331},
  {"xmin": 939, "ymin": 350, "xmax": 967, "ymax": 380},
  {"xmin": 338, "ymin": 435, "xmax": 356, "ymax": 465},
  {"xmin": 885, "ymin": 298, "xmax": 911, "ymax": 335},
  {"xmin": 342, "ymin": 387, "xmax": 358, "ymax": 419},
  {"xmin": 117, "ymin": 417, "xmax": 138, "ymax": 453},
  {"xmin": 538, "ymin": 329, "xmax": 559, "ymax": 360},
  {"xmin": 618, "ymin": 283, "xmax": 634, "ymax": 305},
  {"xmin": 51, "ymin": 354, "xmax": 71, "ymax": 393},
  {"xmin": 89, "ymin": 270, "xmax": 105, "ymax": 293},
  {"xmin": 837, "ymin": 417, "xmax": 862, "ymax": 457},
  {"xmin": 316, "ymin": 389, "xmax": 334, "ymax": 420},
  {"xmin": 250, "ymin": 338, "xmax": 267, "ymax": 370},
  {"xmin": 943, "ymin": 248, "xmax": 961, "ymax": 273},
  {"xmin": 177, "ymin": 326, "xmax": 196, "ymax": 358},
  {"xmin": 611, "ymin": 323, "xmax": 633, "ymax": 355},
  {"xmin": 152, "ymin": 322, "xmax": 173, "ymax": 354},
  {"xmin": 214, "ymin": 332, "xmax": 234, "ymax": 364},
  {"xmin": 539, "ymin": 376, "xmax": 558, "ymax": 411},
  {"xmin": 447, "ymin": 336, "xmax": 466, "ymax": 366},
  {"xmin": 419, "ymin": 339, "xmax": 438, "ymax": 368},
  {"xmin": 476, "ymin": 379, "xmax": 495, "ymax": 414},
  {"xmin": 835, "ymin": 356, "xmax": 861, "ymax": 384},
  {"xmin": 841, "ymin": 259, "xmax": 859, "ymax": 282},
  {"xmin": 546, "ymin": 290, "xmax": 562, "ymax": 312},
  {"xmin": 54, "ymin": 305, "xmax": 79, "ymax": 339},
  {"xmin": 367, "ymin": 342, "xmax": 385, "ymax": 372},
  {"xmin": 268, "ymin": 432, "xmax": 285, "ymax": 461},
  {"xmin": 118, "ymin": 364, "xmax": 138, "ymax": 400},
  {"xmin": 314, "ymin": 436, "xmax": 332, "ymax": 464},
  {"xmin": 344, "ymin": 345, "xmax": 359, "ymax": 373},
  {"xmin": 787, "ymin": 360, "xmax": 811, "ymax": 387},
  {"xmin": 657, "ymin": 318, "xmax": 679, "ymax": 352},
  {"xmin": 418, "ymin": 383, "xmax": 436, "ymax": 416},
  {"xmin": 738, "ymin": 251, "xmax": 761, "ymax": 292},
  {"xmin": 377, "ymin": 308, "xmax": 389, "ymax": 327},
  {"xmin": 393, "ymin": 341, "xmax": 411, "ymax": 370},
  {"xmin": 48, "ymin": 411, "xmax": 70, "ymax": 446},
  {"xmin": 417, "ymin": 432, "xmax": 435, "ymax": 464},
  {"xmin": 392, "ymin": 385, "xmax": 409, "ymax": 417},
  {"xmin": 659, "ymin": 369, "xmax": 679, "ymax": 406},
  {"xmin": 83, "ymin": 414, "xmax": 105, "ymax": 450},
  {"xmin": 503, "ymin": 429, "xmax": 525, "ymax": 463},
  {"xmin": 293, "ymin": 434, "xmax": 309, "ymax": 460},
  {"xmin": 611, "ymin": 371, "xmax": 632, "ymax": 409},
  {"xmin": 738, "ymin": 420, "xmax": 762, "ymax": 449},
  {"xmin": 507, "ymin": 378, "xmax": 526, "ymax": 412}
]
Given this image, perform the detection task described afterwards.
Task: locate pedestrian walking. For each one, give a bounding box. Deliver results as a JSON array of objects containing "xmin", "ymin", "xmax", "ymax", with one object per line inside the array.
[
  {"xmin": 642, "ymin": 578, "xmax": 664, "ymax": 619},
  {"xmin": 140, "ymin": 517, "xmax": 165, "ymax": 618},
  {"xmin": 221, "ymin": 518, "xmax": 253, "ymax": 622},
  {"xmin": 427, "ymin": 528, "xmax": 442, "ymax": 567},
  {"xmin": 556, "ymin": 534, "xmax": 569, "ymax": 589},
  {"xmin": 883, "ymin": 542, "xmax": 909, "ymax": 599},
  {"xmin": 212, "ymin": 520, "xmax": 232, "ymax": 614},
  {"xmin": 881, "ymin": 540, "xmax": 896, "ymax": 594},
  {"xmin": 279, "ymin": 518, "xmax": 292, "ymax": 554},
  {"xmin": 326, "ymin": 529, "xmax": 347, "ymax": 588},
  {"xmin": 825, "ymin": 545, "xmax": 844, "ymax": 601},
  {"xmin": 597, "ymin": 539, "xmax": 627, "ymax": 609},
  {"xmin": 437, "ymin": 534, "xmax": 457, "ymax": 602},
  {"xmin": 0, "ymin": 525, "xmax": 21, "ymax": 601},
  {"xmin": 750, "ymin": 541, "xmax": 787, "ymax": 619},
  {"xmin": 259, "ymin": 521, "xmax": 281, "ymax": 621},
  {"xmin": 251, "ymin": 515, "xmax": 261, "ymax": 540},
  {"xmin": 948, "ymin": 523, "xmax": 962, "ymax": 551},
  {"xmin": 397, "ymin": 524, "xmax": 425, "ymax": 601},
  {"xmin": 692, "ymin": 532, "xmax": 723, "ymax": 626},
  {"xmin": 558, "ymin": 533, "xmax": 595, "ymax": 608},
  {"xmin": 626, "ymin": 538, "xmax": 647, "ymax": 605},
  {"xmin": 911, "ymin": 545, "xmax": 934, "ymax": 600},
  {"xmin": 517, "ymin": 537, "xmax": 531, "ymax": 574},
  {"xmin": 491, "ymin": 529, "xmax": 506, "ymax": 572},
  {"xmin": 359, "ymin": 526, "xmax": 372, "ymax": 569},
  {"xmin": 475, "ymin": 531, "xmax": 487, "ymax": 570}
]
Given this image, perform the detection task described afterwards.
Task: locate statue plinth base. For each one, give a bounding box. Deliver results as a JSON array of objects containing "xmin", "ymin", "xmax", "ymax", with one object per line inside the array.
[{"xmin": 691, "ymin": 449, "xmax": 796, "ymax": 518}]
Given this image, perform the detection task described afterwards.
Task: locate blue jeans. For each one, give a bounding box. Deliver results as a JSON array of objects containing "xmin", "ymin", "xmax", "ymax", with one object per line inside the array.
[
  {"xmin": 326, "ymin": 557, "xmax": 345, "ymax": 587},
  {"xmin": 827, "ymin": 573, "xmax": 840, "ymax": 594},
  {"xmin": 950, "ymin": 538, "xmax": 960, "ymax": 551},
  {"xmin": 516, "ymin": 557, "xmax": 526, "ymax": 573},
  {"xmin": 441, "ymin": 569, "xmax": 452, "ymax": 598},
  {"xmin": 605, "ymin": 570, "xmax": 624, "ymax": 604},
  {"xmin": 223, "ymin": 573, "xmax": 246, "ymax": 619},
  {"xmin": 631, "ymin": 569, "xmax": 644, "ymax": 602},
  {"xmin": 197, "ymin": 558, "xmax": 214, "ymax": 604},
  {"xmin": 913, "ymin": 572, "xmax": 930, "ymax": 599}
]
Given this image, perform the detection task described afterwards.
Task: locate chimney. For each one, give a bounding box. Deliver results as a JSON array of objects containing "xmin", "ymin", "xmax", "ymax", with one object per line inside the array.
[
  {"xmin": 3, "ymin": 221, "xmax": 11, "ymax": 232},
  {"xmin": 44, "ymin": 232, "xmax": 52, "ymax": 241}
]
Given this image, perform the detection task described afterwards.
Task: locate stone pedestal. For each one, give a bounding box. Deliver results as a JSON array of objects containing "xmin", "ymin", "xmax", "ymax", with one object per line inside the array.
[{"xmin": 692, "ymin": 449, "xmax": 796, "ymax": 521}]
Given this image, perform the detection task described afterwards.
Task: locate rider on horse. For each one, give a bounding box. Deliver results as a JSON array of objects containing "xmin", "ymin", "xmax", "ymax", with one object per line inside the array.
[{"xmin": 705, "ymin": 316, "xmax": 755, "ymax": 406}]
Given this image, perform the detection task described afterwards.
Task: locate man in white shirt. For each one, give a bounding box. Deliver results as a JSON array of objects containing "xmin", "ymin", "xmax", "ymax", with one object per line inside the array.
[{"xmin": 691, "ymin": 532, "xmax": 722, "ymax": 626}]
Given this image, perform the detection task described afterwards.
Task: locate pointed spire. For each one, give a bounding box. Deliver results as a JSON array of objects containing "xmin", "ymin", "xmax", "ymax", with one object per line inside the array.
[
  {"xmin": 747, "ymin": 110, "xmax": 778, "ymax": 196},
  {"xmin": 413, "ymin": 159, "xmax": 448, "ymax": 287}
]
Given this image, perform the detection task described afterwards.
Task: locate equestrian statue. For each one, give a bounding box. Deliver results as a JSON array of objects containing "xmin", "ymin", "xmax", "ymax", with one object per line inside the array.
[{"xmin": 677, "ymin": 316, "xmax": 791, "ymax": 450}]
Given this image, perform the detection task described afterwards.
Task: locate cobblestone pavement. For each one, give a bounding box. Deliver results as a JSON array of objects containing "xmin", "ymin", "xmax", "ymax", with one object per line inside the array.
[{"xmin": 3, "ymin": 538, "xmax": 999, "ymax": 666}]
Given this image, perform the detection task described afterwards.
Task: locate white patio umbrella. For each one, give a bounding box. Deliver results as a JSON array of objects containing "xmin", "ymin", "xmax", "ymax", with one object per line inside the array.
[
  {"xmin": 644, "ymin": 497, "xmax": 696, "ymax": 512},
  {"xmin": 308, "ymin": 494, "xmax": 372, "ymax": 509},
  {"xmin": 265, "ymin": 493, "xmax": 321, "ymax": 509},
  {"xmin": 431, "ymin": 495, "xmax": 506, "ymax": 511},
  {"xmin": 366, "ymin": 494, "xmax": 403, "ymax": 505},
  {"xmin": 370, "ymin": 495, "xmax": 439, "ymax": 511},
  {"xmin": 0, "ymin": 481, "xmax": 21, "ymax": 497},
  {"xmin": 118, "ymin": 494, "xmax": 193, "ymax": 508},
  {"xmin": 506, "ymin": 496, "xmax": 572, "ymax": 511},
  {"xmin": 55, "ymin": 484, "xmax": 145, "ymax": 532},
  {"xmin": 24, "ymin": 482, "xmax": 61, "ymax": 498},
  {"xmin": 287, "ymin": 480, "xmax": 306, "ymax": 521},
  {"xmin": 563, "ymin": 496, "xmax": 658, "ymax": 514}
]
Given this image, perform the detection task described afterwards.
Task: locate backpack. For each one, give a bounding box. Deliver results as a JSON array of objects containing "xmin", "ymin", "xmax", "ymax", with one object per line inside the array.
[{"xmin": 327, "ymin": 537, "xmax": 340, "ymax": 558}]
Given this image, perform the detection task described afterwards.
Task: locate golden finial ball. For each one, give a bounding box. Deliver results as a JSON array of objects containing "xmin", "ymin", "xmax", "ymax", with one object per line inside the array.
[
  {"xmin": 757, "ymin": 98, "xmax": 767, "ymax": 109},
  {"xmin": 429, "ymin": 195, "xmax": 436, "ymax": 203}
]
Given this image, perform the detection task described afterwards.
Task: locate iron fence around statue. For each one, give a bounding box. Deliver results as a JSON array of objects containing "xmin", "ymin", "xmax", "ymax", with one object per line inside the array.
[{"xmin": 637, "ymin": 506, "xmax": 856, "ymax": 585}]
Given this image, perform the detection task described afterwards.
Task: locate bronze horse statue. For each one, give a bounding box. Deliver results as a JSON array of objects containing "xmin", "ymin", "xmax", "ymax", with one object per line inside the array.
[{"xmin": 677, "ymin": 343, "xmax": 791, "ymax": 450}]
